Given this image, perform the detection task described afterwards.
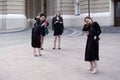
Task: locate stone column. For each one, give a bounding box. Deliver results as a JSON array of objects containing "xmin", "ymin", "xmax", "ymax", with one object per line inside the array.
[{"xmin": 41, "ymin": 0, "xmax": 44, "ymax": 13}]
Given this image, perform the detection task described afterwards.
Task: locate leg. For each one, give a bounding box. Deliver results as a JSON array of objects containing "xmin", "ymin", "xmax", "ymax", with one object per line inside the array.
[
  {"xmin": 91, "ymin": 60, "xmax": 98, "ymax": 74},
  {"xmin": 41, "ymin": 35, "xmax": 44, "ymax": 50},
  {"xmin": 34, "ymin": 48, "xmax": 36, "ymax": 53},
  {"xmin": 93, "ymin": 60, "xmax": 97, "ymax": 70},
  {"xmin": 33, "ymin": 48, "xmax": 38, "ymax": 57},
  {"xmin": 58, "ymin": 35, "xmax": 61, "ymax": 49},
  {"xmin": 88, "ymin": 61, "xmax": 94, "ymax": 71},
  {"xmin": 38, "ymin": 48, "xmax": 42, "ymax": 56},
  {"xmin": 53, "ymin": 36, "xmax": 57, "ymax": 49}
]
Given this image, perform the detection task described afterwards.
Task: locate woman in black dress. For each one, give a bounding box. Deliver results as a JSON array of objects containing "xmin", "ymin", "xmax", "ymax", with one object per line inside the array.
[
  {"xmin": 83, "ymin": 17, "xmax": 101, "ymax": 74},
  {"xmin": 31, "ymin": 14, "xmax": 42, "ymax": 57},
  {"xmin": 52, "ymin": 11, "xmax": 64, "ymax": 49},
  {"xmin": 31, "ymin": 13, "xmax": 48, "ymax": 56}
]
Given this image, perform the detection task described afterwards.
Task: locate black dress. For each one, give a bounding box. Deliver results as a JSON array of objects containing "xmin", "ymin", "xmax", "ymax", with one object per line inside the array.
[
  {"xmin": 85, "ymin": 22, "xmax": 101, "ymax": 61},
  {"xmin": 31, "ymin": 18, "xmax": 41, "ymax": 48},
  {"xmin": 52, "ymin": 16, "xmax": 64, "ymax": 36}
]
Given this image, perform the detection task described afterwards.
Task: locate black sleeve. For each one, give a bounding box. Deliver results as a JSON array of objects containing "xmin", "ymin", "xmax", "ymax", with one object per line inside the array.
[
  {"xmin": 82, "ymin": 24, "xmax": 90, "ymax": 31},
  {"xmin": 93, "ymin": 22, "xmax": 101, "ymax": 37},
  {"xmin": 82, "ymin": 24, "xmax": 87, "ymax": 31},
  {"xmin": 52, "ymin": 17, "xmax": 55, "ymax": 30},
  {"xmin": 35, "ymin": 17, "xmax": 37, "ymax": 20},
  {"xmin": 60, "ymin": 17, "xmax": 64, "ymax": 31}
]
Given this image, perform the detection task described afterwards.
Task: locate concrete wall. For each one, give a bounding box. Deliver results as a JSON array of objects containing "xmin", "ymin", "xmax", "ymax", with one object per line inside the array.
[
  {"xmin": 0, "ymin": 15, "xmax": 3, "ymax": 29},
  {"xmin": 47, "ymin": 0, "xmax": 74, "ymax": 16},
  {"xmin": 0, "ymin": 0, "xmax": 27, "ymax": 31},
  {"xmin": 47, "ymin": 0, "xmax": 114, "ymax": 27},
  {"xmin": 0, "ymin": 0, "xmax": 115, "ymax": 31},
  {"xmin": 79, "ymin": 0, "xmax": 109, "ymax": 13}
]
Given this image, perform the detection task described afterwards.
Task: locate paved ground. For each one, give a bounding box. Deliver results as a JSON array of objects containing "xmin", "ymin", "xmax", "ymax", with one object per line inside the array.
[{"xmin": 0, "ymin": 28, "xmax": 120, "ymax": 80}]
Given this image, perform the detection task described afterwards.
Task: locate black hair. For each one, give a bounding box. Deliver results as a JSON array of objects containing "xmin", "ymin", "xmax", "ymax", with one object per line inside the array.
[{"xmin": 40, "ymin": 13, "xmax": 46, "ymax": 18}]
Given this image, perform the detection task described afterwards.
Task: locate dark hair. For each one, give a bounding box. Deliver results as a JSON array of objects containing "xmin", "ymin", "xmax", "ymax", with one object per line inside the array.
[
  {"xmin": 84, "ymin": 16, "xmax": 93, "ymax": 22},
  {"xmin": 40, "ymin": 13, "xmax": 46, "ymax": 18}
]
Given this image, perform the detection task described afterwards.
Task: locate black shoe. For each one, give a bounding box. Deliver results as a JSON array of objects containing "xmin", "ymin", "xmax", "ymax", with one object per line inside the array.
[
  {"xmin": 39, "ymin": 54, "xmax": 42, "ymax": 56},
  {"xmin": 41, "ymin": 48, "xmax": 44, "ymax": 50},
  {"xmin": 58, "ymin": 48, "xmax": 61, "ymax": 49},
  {"xmin": 34, "ymin": 54, "xmax": 38, "ymax": 57},
  {"xmin": 53, "ymin": 47, "xmax": 55, "ymax": 49}
]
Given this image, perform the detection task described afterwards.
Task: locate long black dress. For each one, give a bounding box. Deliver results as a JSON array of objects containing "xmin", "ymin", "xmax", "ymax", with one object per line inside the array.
[
  {"xmin": 52, "ymin": 16, "xmax": 64, "ymax": 36},
  {"xmin": 31, "ymin": 18, "xmax": 41, "ymax": 48},
  {"xmin": 84, "ymin": 22, "xmax": 101, "ymax": 61}
]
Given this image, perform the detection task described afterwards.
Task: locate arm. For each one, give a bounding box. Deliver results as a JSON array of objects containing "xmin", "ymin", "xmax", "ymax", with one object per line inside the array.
[
  {"xmin": 94, "ymin": 22, "xmax": 101, "ymax": 36},
  {"xmin": 60, "ymin": 17, "xmax": 63, "ymax": 24},
  {"xmin": 41, "ymin": 20, "xmax": 49, "ymax": 27},
  {"xmin": 60, "ymin": 17, "xmax": 64, "ymax": 32},
  {"xmin": 52, "ymin": 17, "xmax": 55, "ymax": 31},
  {"xmin": 93, "ymin": 22, "xmax": 101, "ymax": 40}
]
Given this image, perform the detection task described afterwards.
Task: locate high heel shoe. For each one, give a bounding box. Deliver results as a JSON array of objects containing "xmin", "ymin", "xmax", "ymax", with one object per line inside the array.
[
  {"xmin": 41, "ymin": 48, "xmax": 44, "ymax": 50},
  {"xmin": 34, "ymin": 54, "xmax": 38, "ymax": 57},
  {"xmin": 39, "ymin": 54, "xmax": 42, "ymax": 56},
  {"xmin": 91, "ymin": 69, "xmax": 99, "ymax": 74},
  {"xmin": 58, "ymin": 48, "xmax": 61, "ymax": 49},
  {"xmin": 38, "ymin": 51, "xmax": 42, "ymax": 56},
  {"xmin": 88, "ymin": 68, "xmax": 94, "ymax": 71},
  {"xmin": 33, "ymin": 52, "xmax": 38, "ymax": 57},
  {"xmin": 53, "ymin": 47, "xmax": 55, "ymax": 49}
]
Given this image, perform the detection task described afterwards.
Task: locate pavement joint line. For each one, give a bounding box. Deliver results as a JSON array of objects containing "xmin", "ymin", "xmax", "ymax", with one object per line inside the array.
[{"xmin": 0, "ymin": 43, "xmax": 30, "ymax": 52}]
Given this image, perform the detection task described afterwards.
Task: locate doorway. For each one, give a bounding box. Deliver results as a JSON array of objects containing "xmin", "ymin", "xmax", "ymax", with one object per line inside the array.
[
  {"xmin": 25, "ymin": 0, "xmax": 47, "ymax": 19},
  {"xmin": 25, "ymin": 0, "xmax": 47, "ymax": 27},
  {"xmin": 114, "ymin": 0, "xmax": 120, "ymax": 26}
]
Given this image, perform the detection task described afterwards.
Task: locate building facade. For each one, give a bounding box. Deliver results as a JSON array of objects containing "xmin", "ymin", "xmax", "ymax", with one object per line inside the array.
[
  {"xmin": 47, "ymin": 0, "xmax": 120, "ymax": 27},
  {"xmin": 0, "ymin": 0, "xmax": 120, "ymax": 31}
]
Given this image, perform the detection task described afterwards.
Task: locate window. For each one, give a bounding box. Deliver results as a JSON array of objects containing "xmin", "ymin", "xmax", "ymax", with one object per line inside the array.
[
  {"xmin": 116, "ymin": 2, "xmax": 120, "ymax": 17},
  {"xmin": 75, "ymin": 3, "xmax": 80, "ymax": 16}
]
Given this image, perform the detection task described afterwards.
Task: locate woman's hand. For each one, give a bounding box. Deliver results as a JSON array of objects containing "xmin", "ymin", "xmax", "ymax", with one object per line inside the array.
[
  {"xmin": 94, "ymin": 36, "xmax": 100, "ymax": 40},
  {"xmin": 55, "ymin": 21, "xmax": 58, "ymax": 24},
  {"xmin": 94, "ymin": 36, "xmax": 97, "ymax": 40},
  {"xmin": 60, "ymin": 21, "xmax": 62, "ymax": 24},
  {"xmin": 41, "ymin": 22, "xmax": 46, "ymax": 26}
]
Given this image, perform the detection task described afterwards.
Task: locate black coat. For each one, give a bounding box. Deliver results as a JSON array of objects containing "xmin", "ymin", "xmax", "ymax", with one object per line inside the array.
[
  {"xmin": 85, "ymin": 22, "xmax": 101, "ymax": 61},
  {"xmin": 52, "ymin": 16, "xmax": 64, "ymax": 36},
  {"xmin": 31, "ymin": 18, "xmax": 41, "ymax": 48}
]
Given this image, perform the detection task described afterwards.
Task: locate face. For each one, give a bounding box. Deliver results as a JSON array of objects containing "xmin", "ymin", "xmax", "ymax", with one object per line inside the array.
[
  {"xmin": 85, "ymin": 18, "xmax": 92, "ymax": 24},
  {"xmin": 56, "ymin": 12, "xmax": 60, "ymax": 16},
  {"xmin": 40, "ymin": 16, "xmax": 46, "ymax": 21}
]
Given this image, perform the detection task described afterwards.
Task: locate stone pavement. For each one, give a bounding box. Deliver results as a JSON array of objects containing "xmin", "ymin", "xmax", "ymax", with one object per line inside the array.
[{"xmin": 0, "ymin": 28, "xmax": 120, "ymax": 80}]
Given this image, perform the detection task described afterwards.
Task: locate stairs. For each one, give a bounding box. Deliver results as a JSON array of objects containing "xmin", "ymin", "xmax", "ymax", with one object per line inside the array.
[
  {"xmin": 69, "ymin": 26, "xmax": 120, "ymax": 33},
  {"xmin": 101, "ymin": 26, "xmax": 120, "ymax": 33}
]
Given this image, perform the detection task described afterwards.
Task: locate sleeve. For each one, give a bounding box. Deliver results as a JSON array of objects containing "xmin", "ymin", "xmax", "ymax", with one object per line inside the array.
[
  {"xmin": 83, "ymin": 24, "xmax": 87, "ymax": 31},
  {"xmin": 93, "ymin": 22, "xmax": 101, "ymax": 40},
  {"xmin": 61, "ymin": 17, "xmax": 64, "ymax": 30},
  {"xmin": 34, "ymin": 17, "xmax": 37, "ymax": 20},
  {"xmin": 34, "ymin": 17, "xmax": 37, "ymax": 27},
  {"xmin": 52, "ymin": 17, "xmax": 55, "ymax": 31}
]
